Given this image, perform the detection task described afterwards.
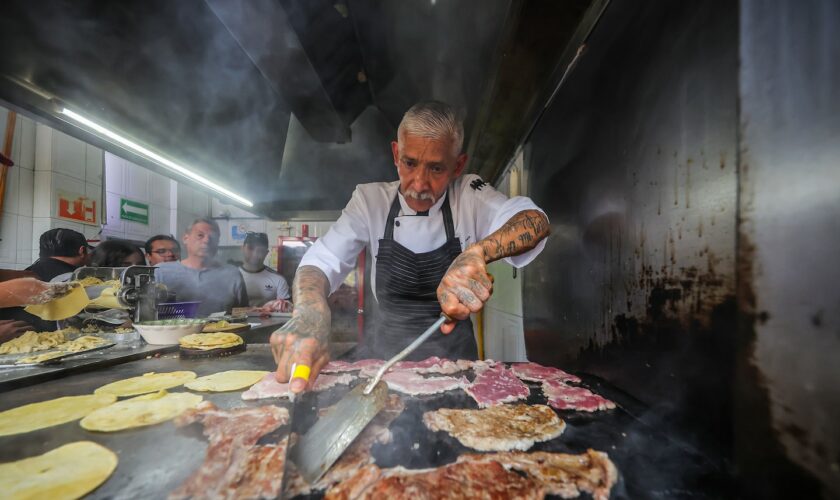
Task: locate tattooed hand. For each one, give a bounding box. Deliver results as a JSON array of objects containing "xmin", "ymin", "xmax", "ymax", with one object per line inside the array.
[
  {"xmin": 437, "ymin": 244, "xmax": 493, "ymax": 334},
  {"xmin": 269, "ymin": 266, "xmax": 331, "ymax": 394},
  {"xmin": 436, "ymin": 209, "xmax": 550, "ymax": 334}
]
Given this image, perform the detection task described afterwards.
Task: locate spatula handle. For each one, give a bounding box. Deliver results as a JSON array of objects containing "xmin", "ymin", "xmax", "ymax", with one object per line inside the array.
[{"xmin": 363, "ymin": 314, "xmax": 450, "ymax": 394}]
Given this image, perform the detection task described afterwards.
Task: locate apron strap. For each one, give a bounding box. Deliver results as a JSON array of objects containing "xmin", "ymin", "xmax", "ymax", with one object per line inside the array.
[{"xmin": 383, "ymin": 190, "xmax": 456, "ymax": 241}]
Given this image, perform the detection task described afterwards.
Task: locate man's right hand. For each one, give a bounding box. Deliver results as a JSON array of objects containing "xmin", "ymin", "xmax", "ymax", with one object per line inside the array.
[
  {"xmin": 269, "ymin": 266, "xmax": 332, "ymax": 395},
  {"xmin": 0, "ymin": 320, "xmax": 32, "ymax": 343},
  {"xmin": 270, "ymin": 324, "xmax": 329, "ymax": 393}
]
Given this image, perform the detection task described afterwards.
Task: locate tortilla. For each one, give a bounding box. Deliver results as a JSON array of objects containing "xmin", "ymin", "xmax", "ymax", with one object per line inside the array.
[
  {"xmin": 179, "ymin": 332, "xmax": 243, "ymax": 350},
  {"xmin": 0, "ymin": 441, "xmax": 117, "ymax": 500},
  {"xmin": 88, "ymin": 285, "xmax": 123, "ymax": 310},
  {"xmin": 185, "ymin": 370, "xmax": 269, "ymax": 392},
  {"xmin": 94, "ymin": 371, "xmax": 197, "ymax": 397},
  {"xmin": 80, "ymin": 390, "xmax": 203, "ymax": 432},
  {"xmin": 202, "ymin": 320, "xmax": 248, "ymax": 333},
  {"xmin": 77, "ymin": 276, "xmax": 104, "ymax": 286},
  {"xmin": 15, "ymin": 351, "xmax": 67, "ymax": 365},
  {"xmin": 0, "ymin": 330, "xmax": 66, "ymax": 354},
  {"xmin": 24, "ymin": 284, "xmax": 90, "ymax": 320},
  {"xmin": 0, "ymin": 394, "xmax": 117, "ymax": 437}
]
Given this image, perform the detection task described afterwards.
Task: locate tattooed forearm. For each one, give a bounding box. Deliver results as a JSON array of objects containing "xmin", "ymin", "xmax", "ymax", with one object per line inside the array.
[
  {"xmin": 287, "ymin": 265, "xmax": 331, "ymax": 342},
  {"xmin": 476, "ymin": 210, "xmax": 549, "ymax": 263}
]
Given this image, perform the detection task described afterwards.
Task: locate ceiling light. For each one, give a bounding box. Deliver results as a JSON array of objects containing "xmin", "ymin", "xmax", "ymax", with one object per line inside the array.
[{"xmin": 60, "ymin": 108, "xmax": 254, "ymax": 207}]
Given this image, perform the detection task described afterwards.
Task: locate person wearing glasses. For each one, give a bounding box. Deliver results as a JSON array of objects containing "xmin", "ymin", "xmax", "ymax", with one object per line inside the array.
[
  {"xmin": 239, "ymin": 232, "xmax": 291, "ymax": 312},
  {"xmin": 145, "ymin": 235, "xmax": 181, "ymax": 265}
]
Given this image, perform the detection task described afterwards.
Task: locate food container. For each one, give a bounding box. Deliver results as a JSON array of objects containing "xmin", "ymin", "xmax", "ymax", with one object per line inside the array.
[
  {"xmin": 157, "ymin": 301, "xmax": 201, "ymax": 319},
  {"xmin": 133, "ymin": 319, "xmax": 207, "ymax": 345}
]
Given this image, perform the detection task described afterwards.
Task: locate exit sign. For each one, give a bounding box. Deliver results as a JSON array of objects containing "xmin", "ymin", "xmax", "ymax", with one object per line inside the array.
[{"xmin": 120, "ymin": 198, "xmax": 149, "ymax": 224}]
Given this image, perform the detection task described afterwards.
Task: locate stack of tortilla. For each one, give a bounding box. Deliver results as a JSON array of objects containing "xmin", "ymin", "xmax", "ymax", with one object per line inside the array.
[{"xmin": 179, "ymin": 332, "xmax": 245, "ymax": 358}]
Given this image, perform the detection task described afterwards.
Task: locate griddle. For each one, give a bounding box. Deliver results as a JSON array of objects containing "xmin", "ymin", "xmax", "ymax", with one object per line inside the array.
[{"xmin": 0, "ymin": 346, "xmax": 729, "ymax": 498}]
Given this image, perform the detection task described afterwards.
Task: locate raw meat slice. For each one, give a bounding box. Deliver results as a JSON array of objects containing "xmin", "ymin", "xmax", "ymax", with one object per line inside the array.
[
  {"xmin": 324, "ymin": 461, "xmax": 544, "ymax": 500},
  {"xmin": 312, "ymin": 373, "xmax": 355, "ymax": 391},
  {"xmin": 169, "ymin": 402, "xmax": 289, "ymax": 499},
  {"xmin": 391, "ymin": 356, "xmax": 461, "ymax": 375},
  {"xmin": 542, "ymin": 379, "xmax": 616, "ymax": 412},
  {"xmin": 382, "ymin": 371, "xmax": 469, "ymax": 395},
  {"xmin": 322, "ymin": 359, "xmax": 384, "ymax": 374},
  {"xmin": 464, "ymin": 363, "xmax": 530, "ymax": 407},
  {"xmin": 511, "ymin": 362, "xmax": 581, "ymax": 384},
  {"xmin": 423, "ymin": 404, "xmax": 565, "ymax": 452},
  {"xmin": 455, "ymin": 359, "xmax": 498, "ymax": 373},
  {"xmin": 287, "ymin": 395, "xmax": 405, "ymax": 497},
  {"xmin": 457, "ymin": 449, "xmax": 618, "ymax": 500},
  {"xmin": 241, "ymin": 372, "xmax": 354, "ymax": 400}
]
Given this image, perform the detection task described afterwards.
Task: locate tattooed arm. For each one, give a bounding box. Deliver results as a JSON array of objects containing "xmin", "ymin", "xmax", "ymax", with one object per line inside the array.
[
  {"xmin": 269, "ymin": 265, "xmax": 332, "ymax": 393},
  {"xmin": 437, "ymin": 209, "xmax": 549, "ymax": 334}
]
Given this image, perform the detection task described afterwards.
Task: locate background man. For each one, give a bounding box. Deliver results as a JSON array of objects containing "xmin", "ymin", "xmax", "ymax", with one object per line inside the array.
[
  {"xmin": 239, "ymin": 232, "xmax": 291, "ymax": 310},
  {"xmin": 26, "ymin": 228, "xmax": 92, "ymax": 281},
  {"xmin": 0, "ymin": 228, "xmax": 92, "ymax": 332},
  {"xmin": 145, "ymin": 235, "xmax": 181, "ymax": 265},
  {"xmin": 156, "ymin": 219, "xmax": 248, "ymax": 317},
  {"xmin": 271, "ymin": 101, "xmax": 550, "ymax": 393}
]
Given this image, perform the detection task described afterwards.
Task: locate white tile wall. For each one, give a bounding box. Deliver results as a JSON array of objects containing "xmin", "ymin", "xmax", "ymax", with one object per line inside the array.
[
  {"xmin": 1, "ymin": 105, "xmax": 223, "ymax": 270},
  {"xmin": 18, "ymin": 167, "xmax": 34, "ymax": 217},
  {"xmin": 0, "ymin": 213, "xmax": 18, "ymax": 264},
  {"xmin": 104, "ymin": 152, "xmax": 125, "ymax": 194},
  {"xmin": 51, "ymin": 131, "xmax": 87, "ymax": 180},
  {"xmin": 32, "ymin": 171, "xmax": 52, "ymax": 218},
  {"xmin": 34, "ymin": 124, "xmax": 53, "ymax": 171},
  {"xmin": 125, "ymin": 164, "xmax": 149, "ymax": 200},
  {"xmin": 148, "ymin": 172, "xmax": 170, "ymax": 207},
  {"xmin": 3, "ymin": 162, "xmax": 20, "ymax": 214}
]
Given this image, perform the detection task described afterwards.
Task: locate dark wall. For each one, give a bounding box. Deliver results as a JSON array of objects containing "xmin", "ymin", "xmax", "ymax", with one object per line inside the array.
[
  {"xmin": 521, "ymin": 0, "xmax": 839, "ymax": 495},
  {"xmin": 522, "ymin": 0, "xmax": 738, "ymax": 458},
  {"xmin": 737, "ymin": 1, "xmax": 840, "ymax": 497}
]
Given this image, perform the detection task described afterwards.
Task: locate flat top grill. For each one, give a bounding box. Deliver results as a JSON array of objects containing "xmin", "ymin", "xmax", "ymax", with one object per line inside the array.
[{"xmin": 0, "ymin": 345, "xmax": 730, "ymax": 498}]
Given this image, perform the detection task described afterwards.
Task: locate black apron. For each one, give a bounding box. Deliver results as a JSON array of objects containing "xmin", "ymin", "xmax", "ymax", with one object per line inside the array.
[{"xmin": 364, "ymin": 192, "xmax": 478, "ymax": 361}]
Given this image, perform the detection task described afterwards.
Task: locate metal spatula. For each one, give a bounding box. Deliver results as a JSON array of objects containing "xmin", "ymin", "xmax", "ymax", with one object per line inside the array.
[{"xmin": 290, "ymin": 314, "xmax": 449, "ymax": 484}]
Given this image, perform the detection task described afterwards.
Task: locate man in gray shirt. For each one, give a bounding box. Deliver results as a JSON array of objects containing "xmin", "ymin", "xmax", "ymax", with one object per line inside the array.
[{"xmin": 156, "ymin": 218, "xmax": 248, "ymax": 317}]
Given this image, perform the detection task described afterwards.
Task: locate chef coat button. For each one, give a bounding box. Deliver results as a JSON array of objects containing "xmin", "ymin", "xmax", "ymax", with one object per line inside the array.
[{"xmin": 395, "ymin": 221, "xmax": 400, "ymax": 227}]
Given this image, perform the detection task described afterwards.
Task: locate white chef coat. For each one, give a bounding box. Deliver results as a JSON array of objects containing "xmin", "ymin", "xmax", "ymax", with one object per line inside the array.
[{"xmin": 299, "ymin": 174, "xmax": 548, "ymax": 296}]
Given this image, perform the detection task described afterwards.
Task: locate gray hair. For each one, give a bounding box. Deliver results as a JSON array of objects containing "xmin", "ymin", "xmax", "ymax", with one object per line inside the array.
[
  {"xmin": 397, "ymin": 100, "xmax": 464, "ymax": 155},
  {"xmin": 186, "ymin": 217, "xmax": 220, "ymax": 236}
]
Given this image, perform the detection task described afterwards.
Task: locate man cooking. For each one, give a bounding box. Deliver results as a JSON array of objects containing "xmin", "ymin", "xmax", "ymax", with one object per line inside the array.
[{"xmin": 271, "ymin": 101, "xmax": 550, "ymax": 394}]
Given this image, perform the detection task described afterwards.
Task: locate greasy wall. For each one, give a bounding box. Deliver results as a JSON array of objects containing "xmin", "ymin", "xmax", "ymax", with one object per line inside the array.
[
  {"xmin": 737, "ymin": 0, "xmax": 840, "ymax": 496},
  {"xmin": 521, "ymin": 0, "xmax": 738, "ymax": 463}
]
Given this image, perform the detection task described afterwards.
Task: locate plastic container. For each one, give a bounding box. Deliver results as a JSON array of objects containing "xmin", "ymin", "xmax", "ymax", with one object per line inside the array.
[
  {"xmin": 157, "ymin": 301, "xmax": 201, "ymax": 319},
  {"xmin": 133, "ymin": 319, "xmax": 206, "ymax": 345}
]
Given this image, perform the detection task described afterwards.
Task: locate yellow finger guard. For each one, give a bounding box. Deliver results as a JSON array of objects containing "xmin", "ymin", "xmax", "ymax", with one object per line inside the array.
[{"xmin": 292, "ymin": 364, "xmax": 311, "ymax": 382}]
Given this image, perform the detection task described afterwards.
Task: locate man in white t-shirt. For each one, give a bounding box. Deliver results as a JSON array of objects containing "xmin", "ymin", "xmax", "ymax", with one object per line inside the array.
[
  {"xmin": 270, "ymin": 100, "xmax": 551, "ymax": 394},
  {"xmin": 239, "ymin": 232, "xmax": 291, "ymax": 310}
]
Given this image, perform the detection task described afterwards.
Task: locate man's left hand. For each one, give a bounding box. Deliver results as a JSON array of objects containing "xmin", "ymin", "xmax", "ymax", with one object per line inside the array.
[{"xmin": 436, "ymin": 244, "xmax": 493, "ymax": 334}]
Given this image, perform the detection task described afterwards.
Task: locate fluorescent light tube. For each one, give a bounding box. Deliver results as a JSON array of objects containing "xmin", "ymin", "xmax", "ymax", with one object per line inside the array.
[{"xmin": 60, "ymin": 108, "xmax": 254, "ymax": 207}]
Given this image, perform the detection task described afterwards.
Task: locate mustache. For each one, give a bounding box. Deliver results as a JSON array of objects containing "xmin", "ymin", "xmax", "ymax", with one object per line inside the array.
[{"xmin": 404, "ymin": 189, "xmax": 436, "ymax": 202}]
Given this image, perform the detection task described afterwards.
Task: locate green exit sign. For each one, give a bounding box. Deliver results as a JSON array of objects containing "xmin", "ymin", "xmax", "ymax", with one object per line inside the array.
[{"xmin": 120, "ymin": 198, "xmax": 149, "ymax": 224}]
